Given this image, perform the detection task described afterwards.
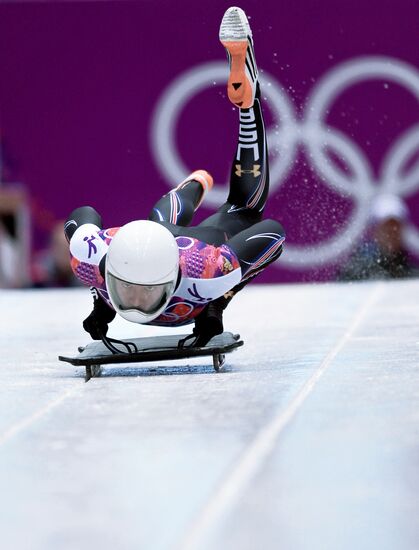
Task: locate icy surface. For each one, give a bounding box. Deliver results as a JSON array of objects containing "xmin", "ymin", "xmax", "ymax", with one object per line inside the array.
[{"xmin": 0, "ymin": 281, "xmax": 418, "ymax": 550}]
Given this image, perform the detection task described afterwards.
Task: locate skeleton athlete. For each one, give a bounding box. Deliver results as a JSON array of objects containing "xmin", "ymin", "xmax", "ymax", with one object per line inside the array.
[{"xmin": 65, "ymin": 7, "xmax": 285, "ymax": 346}]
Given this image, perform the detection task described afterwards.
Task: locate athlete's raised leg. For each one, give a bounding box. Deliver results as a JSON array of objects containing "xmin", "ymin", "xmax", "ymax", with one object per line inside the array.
[
  {"xmin": 149, "ymin": 170, "xmax": 213, "ymax": 226},
  {"xmin": 200, "ymin": 6, "xmax": 269, "ymax": 236},
  {"xmin": 184, "ymin": 7, "xmax": 284, "ymax": 346}
]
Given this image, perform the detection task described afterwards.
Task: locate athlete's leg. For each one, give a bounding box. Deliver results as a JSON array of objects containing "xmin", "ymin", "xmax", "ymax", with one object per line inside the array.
[
  {"xmin": 180, "ymin": 9, "xmax": 283, "ymax": 347},
  {"xmin": 226, "ymin": 94, "xmax": 269, "ymax": 216},
  {"xmin": 226, "ymin": 219, "xmax": 285, "ymax": 281},
  {"xmin": 199, "ymin": 7, "xmax": 269, "ymax": 237},
  {"xmin": 149, "ymin": 170, "xmax": 213, "ymax": 226}
]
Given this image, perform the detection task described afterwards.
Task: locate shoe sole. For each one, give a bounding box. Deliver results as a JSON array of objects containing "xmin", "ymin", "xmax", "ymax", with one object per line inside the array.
[
  {"xmin": 221, "ymin": 41, "xmax": 254, "ymax": 108},
  {"xmin": 219, "ymin": 7, "xmax": 257, "ymax": 109}
]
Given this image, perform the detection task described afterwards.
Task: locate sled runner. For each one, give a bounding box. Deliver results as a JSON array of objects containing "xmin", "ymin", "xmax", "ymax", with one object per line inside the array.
[{"xmin": 59, "ymin": 332, "xmax": 244, "ymax": 381}]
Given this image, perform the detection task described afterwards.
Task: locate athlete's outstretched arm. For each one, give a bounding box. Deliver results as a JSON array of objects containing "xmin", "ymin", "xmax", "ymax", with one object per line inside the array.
[{"xmin": 64, "ymin": 206, "xmax": 116, "ymax": 339}]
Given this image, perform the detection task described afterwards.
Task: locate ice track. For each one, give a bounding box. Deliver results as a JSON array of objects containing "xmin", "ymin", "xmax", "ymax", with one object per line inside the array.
[{"xmin": 1, "ymin": 280, "xmax": 419, "ymax": 550}]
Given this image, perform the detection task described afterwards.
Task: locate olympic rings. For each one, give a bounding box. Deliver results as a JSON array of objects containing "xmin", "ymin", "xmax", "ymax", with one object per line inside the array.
[{"xmin": 151, "ymin": 56, "xmax": 419, "ymax": 267}]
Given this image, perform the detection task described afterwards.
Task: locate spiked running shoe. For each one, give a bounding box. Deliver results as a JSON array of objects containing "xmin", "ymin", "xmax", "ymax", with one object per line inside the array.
[{"xmin": 219, "ymin": 6, "xmax": 258, "ymax": 109}]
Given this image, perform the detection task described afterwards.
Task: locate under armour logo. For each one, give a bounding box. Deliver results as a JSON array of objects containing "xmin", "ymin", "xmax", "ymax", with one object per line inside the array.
[{"xmin": 235, "ymin": 164, "xmax": 261, "ymax": 177}]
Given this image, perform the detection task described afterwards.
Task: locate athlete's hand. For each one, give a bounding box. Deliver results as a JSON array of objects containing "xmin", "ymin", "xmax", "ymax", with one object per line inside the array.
[
  {"xmin": 83, "ymin": 288, "xmax": 116, "ymax": 340},
  {"xmin": 192, "ymin": 305, "xmax": 224, "ymax": 347},
  {"xmin": 192, "ymin": 324, "xmax": 223, "ymax": 347},
  {"xmin": 83, "ymin": 310, "xmax": 109, "ymax": 340}
]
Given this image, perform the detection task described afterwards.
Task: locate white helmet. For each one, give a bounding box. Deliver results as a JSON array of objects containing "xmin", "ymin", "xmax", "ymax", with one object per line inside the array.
[{"xmin": 105, "ymin": 220, "xmax": 179, "ymax": 324}]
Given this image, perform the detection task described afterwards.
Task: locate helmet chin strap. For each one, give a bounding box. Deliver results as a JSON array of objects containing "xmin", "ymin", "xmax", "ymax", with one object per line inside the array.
[{"xmin": 99, "ymin": 331, "xmax": 138, "ymax": 355}]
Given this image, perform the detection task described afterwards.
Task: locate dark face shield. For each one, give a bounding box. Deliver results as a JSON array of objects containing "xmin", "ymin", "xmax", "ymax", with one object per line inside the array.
[{"xmin": 107, "ymin": 273, "xmax": 174, "ymax": 315}]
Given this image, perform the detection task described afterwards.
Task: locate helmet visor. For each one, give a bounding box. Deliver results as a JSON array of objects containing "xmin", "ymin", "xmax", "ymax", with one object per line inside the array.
[{"xmin": 107, "ymin": 273, "xmax": 174, "ymax": 315}]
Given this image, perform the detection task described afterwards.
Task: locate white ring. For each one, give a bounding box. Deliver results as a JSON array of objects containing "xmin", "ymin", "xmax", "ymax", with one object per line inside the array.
[{"xmin": 151, "ymin": 56, "xmax": 419, "ymax": 267}]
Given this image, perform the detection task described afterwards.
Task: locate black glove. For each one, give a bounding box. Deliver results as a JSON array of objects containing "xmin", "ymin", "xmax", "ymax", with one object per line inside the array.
[
  {"xmin": 191, "ymin": 298, "xmax": 226, "ymax": 347},
  {"xmin": 185, "ymin": 280, "xmax": 254, "ymax": 347},
  {"xmin": 83, "ymin": 288, "xmax": 116, "ymax": 340},
  {"xmin": 83, "ymin": 310, "xmax": 110, "ymax": 340}
]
